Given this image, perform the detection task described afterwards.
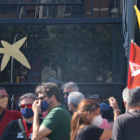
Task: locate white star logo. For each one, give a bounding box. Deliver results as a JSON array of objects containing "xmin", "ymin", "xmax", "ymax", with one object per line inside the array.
[{"xmin": 0, "ymin": 37, "xmax": 31, "ymax": 71}]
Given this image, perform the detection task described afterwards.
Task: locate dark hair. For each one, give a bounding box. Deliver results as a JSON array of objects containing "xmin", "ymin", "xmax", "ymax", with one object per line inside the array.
[
  {"xmin": 101, "ymin": 110, "xmax": 112, "ymax": 120},
  {"xmin": 128, "ymin": 86, "xmax": 140, "ymax": 108},
  {"xmin": 71, "ymin": 99, "xmax": 100, "ymax": 140},
  {"xmin": 35, "ymin": 82, "xmax": 61, "ymax": 103}
]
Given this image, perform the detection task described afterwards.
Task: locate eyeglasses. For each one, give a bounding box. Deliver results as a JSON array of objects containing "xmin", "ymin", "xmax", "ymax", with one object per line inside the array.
[
  {"xmin": 20, "ymin": 104, "xmax": 32, "ymax": 109},
  {"xmin": 0, "ymin": 95, "xmax": 8, "ymax": 99},
  {"xmin": 63, "ymin": 92, "xmax": 69, "ymax": 96},
  {"xmin": 38, "ymin": 95, "xmax": 49, "ymax": 100}
]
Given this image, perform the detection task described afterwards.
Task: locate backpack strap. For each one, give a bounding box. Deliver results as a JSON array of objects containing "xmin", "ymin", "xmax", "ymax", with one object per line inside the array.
[{"xmin": 18, "ymin": 119, "xmax": 28, "ymax": 140}]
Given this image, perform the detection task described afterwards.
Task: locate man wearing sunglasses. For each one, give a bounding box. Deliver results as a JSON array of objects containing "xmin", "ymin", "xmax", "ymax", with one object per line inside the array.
[
  {"xmin": 31, "ymin": 82, "xmax": 71, "ymax": 140},
  {"xmin": 0, "ymin": 93, "xmax": 47, "ymax": 140},
  {"xmin": 62, "ymin": 82, "xmax": 79, "ymax": 104},
  {"xmin": 0, "ymin": 86, "xmax": 22, "ymax": 137}
]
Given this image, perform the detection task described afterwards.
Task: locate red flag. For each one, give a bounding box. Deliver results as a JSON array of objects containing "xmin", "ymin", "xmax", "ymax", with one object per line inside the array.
[{"xmin": 127, "ymin": 42, "xmax": 140, "ymax": 89}]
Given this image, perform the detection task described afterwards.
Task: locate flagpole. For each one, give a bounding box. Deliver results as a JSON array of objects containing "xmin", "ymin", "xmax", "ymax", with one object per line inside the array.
[
  {"xmin": 126, "ymin": 0, "xmax": 136, "ymax": 112},
  {"xmin": 126, "ymin": 42, "xmax": 133, "ymax": 113},
  {"xmin": 126, "ymin": 39, "xmax": 134, "ymax": 113},
  {"xmin": 11, "ymin": 33, "xmax": 18, "ymax": 110},
  {"xmin": 127, "ymin": 0, "xmax": 136, "ymax": 73}
]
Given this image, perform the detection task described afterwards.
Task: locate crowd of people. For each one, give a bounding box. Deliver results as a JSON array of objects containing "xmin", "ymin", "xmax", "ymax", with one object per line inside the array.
[{"xmin": 0, "ymin": 82, "xmax": 140, "ymax": 140}]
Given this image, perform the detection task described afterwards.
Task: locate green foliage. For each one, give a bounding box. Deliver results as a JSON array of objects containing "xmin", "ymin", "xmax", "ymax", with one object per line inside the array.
[
  {"xmin": 0, "ymin": 24, "xmax": 122, "ymax": 83},
  {"xmin": 48, "ymin": 25, "xmax": 113, "ymax": 82}
]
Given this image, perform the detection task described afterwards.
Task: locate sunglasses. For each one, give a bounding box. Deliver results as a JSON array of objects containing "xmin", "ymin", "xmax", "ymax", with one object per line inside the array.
[
  {"xmin": 38, "ymin": 95, "xmax": 49, "ymax": 100},
  {"xmin": 20, "ymin": 104, "xmax": 32, "ymax": 109},
  {"xmin": 63, "ymin": 92, "xmax": 69, "ymax": 96},
  {"xmin": 0, "ymin": 95, "xmax": 8, "ymax": 99}
]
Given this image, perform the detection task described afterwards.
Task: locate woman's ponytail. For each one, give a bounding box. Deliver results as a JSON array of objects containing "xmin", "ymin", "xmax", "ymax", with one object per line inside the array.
[{"xmin": 71, "ymin": 111, "xmax": 81, "ymax": 140}]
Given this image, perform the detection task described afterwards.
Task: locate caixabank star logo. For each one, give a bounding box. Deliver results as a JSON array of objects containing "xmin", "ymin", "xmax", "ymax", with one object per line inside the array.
[{"xmin": 0, "ymin": 37, "xmax": 31, "ymax": 71}]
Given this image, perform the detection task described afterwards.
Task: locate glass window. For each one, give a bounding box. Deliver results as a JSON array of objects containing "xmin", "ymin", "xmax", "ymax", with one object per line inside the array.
[
  {"xmin": 87, "ymin": 0, "xmax": 122, "ymax": 18},
  {"xmin": 0, "ymin": 24, "xmax": 122, "ymax": 83},
  {"xmin": 113, "ymin": 24, "xmax": 122, "ymax": 83},
  {"xmin": 0, "ymin": 5, "xmax": 17, "ymax": 18},
  {"xmin": 0, "ymin": 0, "xmax": 122, "ymax": 18}
]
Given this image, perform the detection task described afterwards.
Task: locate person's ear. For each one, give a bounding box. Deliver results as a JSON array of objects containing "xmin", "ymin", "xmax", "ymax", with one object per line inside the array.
[
  {"xmin": 84, "ymin": 111, "xmax": 89, "ymax": 120},
  {"xmin": 84, "ymin": 111, "xmax": 92, "ymax": 120},
  {"xmin": 51, "ymin": 95, "xmax": 56, "ymax": 101},
  {"xmin": 97, "ymin": 108, "xmax": 100, "ymax": 115},
  {"xmin": 69, "ymin": 103, "xmax": 73, "ymax": 108},
  {"xmin": 123, "ymin": 101, "xmax": 126, "ymax": 108},
  {"xmin": 93, "ymin": 108, "xmax": 100, "ymax": 116}
]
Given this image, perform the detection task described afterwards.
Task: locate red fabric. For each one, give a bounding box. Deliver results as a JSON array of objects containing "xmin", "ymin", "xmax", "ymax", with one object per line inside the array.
[
  {"xmin": 128, "ymin": 42, "xmax": 140, "ymax": 89},
  {"xmin": 0, "ymin": 109, "xmax": 22, "ymax": 137},
  {"xmin": 23, "ymin": 119, "xmax": 33, "ymax": 138}
]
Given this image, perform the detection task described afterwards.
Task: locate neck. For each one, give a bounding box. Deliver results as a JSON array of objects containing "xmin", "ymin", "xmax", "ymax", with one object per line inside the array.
[
  {"xmin": 49, "ymin": 101, "xmax": 61, "ymax": 112},
  {"xmin": 23, "ymin": 116, "xmax": 33, "ymax": 122},
  {"xmin": 129, "ymin": 107, "xmax": 140, "ymax": 112},
  {"xmin": 0, "ymin": 108, "xmax": 4, "ymax": 115}
]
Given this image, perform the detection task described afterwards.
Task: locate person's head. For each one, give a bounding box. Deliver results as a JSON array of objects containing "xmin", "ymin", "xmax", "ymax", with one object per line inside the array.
[
  {"xmin": 35, "ymin": 82, "xmax": 61, "ymax": 112},
  {"xmin": 62, "ymin": 82, "xmax": 79, "ymax": 103},
  {"xmin": 122, "ymin": 87, "xmax": 129, "ymax": 108},
  {"xmin": 99, "ymin": 102, "xmax": 111, "ymax": 120},
  {"xmin": 19, "ymin": 93, "xmax": 38, "ymax": 120},
  {"xmin": 128, "ymin": 86, "xmax": 140, "ymax": 109},
  {"xmin": 71, "ymin": 99, "xmax": 100, "ymax": 140},
  {"xmin": 0, "ymin": 87, "xmax": 8, "ymax": 113},
  {"xmin": 68, "ymin": 92, "xmax": 85, "ymax": 114}
]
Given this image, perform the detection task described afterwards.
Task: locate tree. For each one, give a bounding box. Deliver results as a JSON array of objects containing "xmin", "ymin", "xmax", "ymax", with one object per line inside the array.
[{"xmin": 48, "ymin": 25, "xmax": 113, "ymax": 82}]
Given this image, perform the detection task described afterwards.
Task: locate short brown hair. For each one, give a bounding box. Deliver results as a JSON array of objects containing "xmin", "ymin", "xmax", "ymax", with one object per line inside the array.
[{"xmin": 35, "ymin": 83, "xmax": 61, "ymax": 103}]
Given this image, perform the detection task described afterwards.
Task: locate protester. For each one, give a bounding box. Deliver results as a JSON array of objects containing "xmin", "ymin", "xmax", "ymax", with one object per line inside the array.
[
  {"xmin": 99, "ymin": 103, "xmax": 111, "ymax": 140},
  {"xmin": 112, "ymin": 86, "xmax": 140, "ymax": 140},
  {"xmin": 71, "ymin": 99, "xmax": 112, "ymax": 140},
  {"xmin": 99, "ymin": 119, "xmax": 111, "ymax": 140},
  {"xmin": 31, "ymin": 82, "xmax": 71, "ymax": 140},
  {"xmin": 122, "ymin": 87, "xmax": 129, "ymax": 108},
  {"xmin": 35, "ymin": 85, "xmax": 48, "ymax": 118},
  {"xmin": 68, "ymin": 91, "xmax": 85, "ymax": 114},
  {"xmin": 100, "ymin": 102, "xmax": 111, "ymax": 120},
  {"xmin": 62, "ymin": 82, "xmax": 79, "ymax": 104},
  {"xmin": 0, "ymin": 86, "xmax": 22, "ymax": 137},
  {"xmin": 0, "ymin": 93, "xmax": 45, "ymax": 140},
  {"xmin": 109, "ymin": 87, "xmax": 129, "ymax": 120},
  {"xmin": 109, "ymin": 97, "xmax": 120, "ymax": 120}
]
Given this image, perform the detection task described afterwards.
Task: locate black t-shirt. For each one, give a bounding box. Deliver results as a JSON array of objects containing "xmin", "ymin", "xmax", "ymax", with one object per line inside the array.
[
  {"xmin": 112, "ymin": 110, "xmax": 140, "ymax": 140},
  {"xmin": 76, "ymin": 126, "xmax": 104, "ymax": 140},
  {"xmin": 0, "ymin": 118, "xmax": 43, "ymax": 140}
]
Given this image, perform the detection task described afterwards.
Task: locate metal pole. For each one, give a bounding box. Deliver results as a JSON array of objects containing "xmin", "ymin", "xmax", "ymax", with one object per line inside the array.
[
  {"xmin": 127, "ymin": 0, "xmax": 136, "ymax": 67},
  {"xmin": 11, "ymin": 33, "xmax": 18, "ymax": 110},
  {"xmin": 126, "ymin": 0, "xmax": 136, "ymax": 112},
  {"xmin": 11, "ymin": 33, "xmax": 18, "ymax": 83}
]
